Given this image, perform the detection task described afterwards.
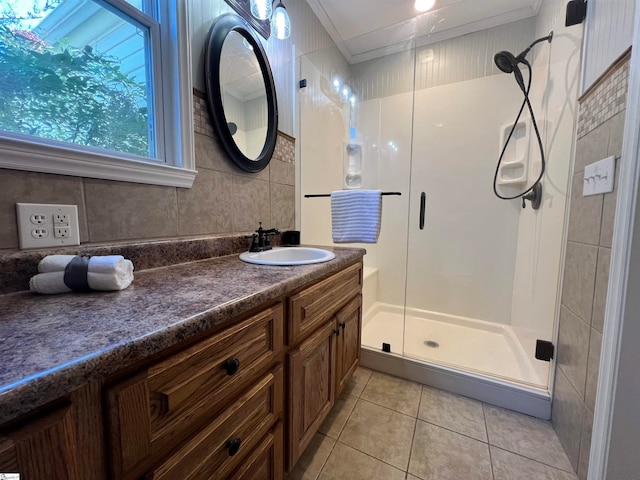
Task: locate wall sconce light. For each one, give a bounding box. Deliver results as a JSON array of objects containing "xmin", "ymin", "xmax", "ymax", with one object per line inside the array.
[
  {"xmin": 250, "ymin": 0, "xmax": 272, "ymax": 20},
  {"xmin": 249, "ymin": 0, "xmax": 291, "ymax": 40},
  {"xmin": 271, "ymin": 1, "xmax": 291, "ymax": 40}
]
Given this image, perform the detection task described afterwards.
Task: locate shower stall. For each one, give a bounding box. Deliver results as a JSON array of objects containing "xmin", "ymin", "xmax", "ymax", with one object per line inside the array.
[{"xmin": 298, "ymin": 2, "xmax": 582, "ymax": 418}]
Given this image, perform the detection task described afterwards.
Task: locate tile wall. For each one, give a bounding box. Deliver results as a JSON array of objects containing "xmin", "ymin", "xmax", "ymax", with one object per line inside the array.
[
  {"xmin": 0, "ymin": 92, "xmax": 295, "ymax": 251},
  {"xmin": 552, "ymin": 51, "xmax": 630, "ymax": 479}
]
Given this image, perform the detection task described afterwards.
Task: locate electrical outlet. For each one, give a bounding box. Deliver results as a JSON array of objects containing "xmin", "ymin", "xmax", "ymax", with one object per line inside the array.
[
  {"xmin": 30, "ymin": 214, "xmax": 47, "ymax": 225},
  {"xmin": 54, "ymin": 213, "xmax": 70, "ymax": 226},
  {"xmin": 54, "ymin": 227, "xmax": 70, "ymax": 238},
  {"xmin": 16, "ymin": 203, "xmax": 80, "ymax": 249},
  {"xmin": 31, "ymin": 228, "xmax": 49, "ymax": 239}
]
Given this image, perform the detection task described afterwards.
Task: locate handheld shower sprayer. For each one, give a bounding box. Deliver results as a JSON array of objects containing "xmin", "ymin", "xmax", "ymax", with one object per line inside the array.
[
  {"xmin": 492, "ymin": 32, "xmax": 553, "ymax": 209},
  {"xmin": 493, "ymin": 32, "xmax": 553, "ymax": 90}
]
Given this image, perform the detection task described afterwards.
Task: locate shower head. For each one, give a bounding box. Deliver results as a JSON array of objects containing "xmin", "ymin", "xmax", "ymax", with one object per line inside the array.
[
  {"xmin": 494, "ymin": 50, "xmax": 518, "ymax": 74},
  {"xmin": 493, "ymin": 32, "xmax": 552, "ymax": 92},
  {"xmin": 493, "ymin": 31, "xmax": 553, "ymax": 74},
  {"xmin": 227, "ymin": 122, "xmax": 238, "ymax": 136}
]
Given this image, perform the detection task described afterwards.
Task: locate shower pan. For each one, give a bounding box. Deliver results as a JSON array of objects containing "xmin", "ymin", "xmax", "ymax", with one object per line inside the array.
[{"xmin": 299, "ymin": 8, "xmax": 582, "ymax": 419}]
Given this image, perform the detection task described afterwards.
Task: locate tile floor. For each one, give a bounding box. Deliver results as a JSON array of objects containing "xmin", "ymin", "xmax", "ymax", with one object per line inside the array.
[{"xmin": 289, "ymin": 367, "xmax": 577, "ymax": 480}]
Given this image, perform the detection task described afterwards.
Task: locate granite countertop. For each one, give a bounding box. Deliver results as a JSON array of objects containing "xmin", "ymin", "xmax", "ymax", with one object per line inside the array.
[{"xmin": 0, "ymin": 247, "xmax": 365, "ymax": 424}]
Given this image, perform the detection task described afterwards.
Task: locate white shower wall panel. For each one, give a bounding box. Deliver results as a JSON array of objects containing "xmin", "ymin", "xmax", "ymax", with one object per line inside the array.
[
  {"xmin": 406, "ymin": 74, "xmax": 524, "ymax": 325},
  {"xmin": 510, "ymin": 0, "xmax": 582, "ymax": 355}
]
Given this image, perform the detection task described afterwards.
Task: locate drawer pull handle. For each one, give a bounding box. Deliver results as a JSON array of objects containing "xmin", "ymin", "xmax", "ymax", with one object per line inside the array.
[
  {"xmin": 339, "ymin": 322, "xmax": 346, "ymax": 330},
  {"xmin": 226, "ymin": 437, "xmax": 242, "ymax": 456},
  {"xmin": 223, "ymin": 358, "xmax": 240, "ymax": 376}
]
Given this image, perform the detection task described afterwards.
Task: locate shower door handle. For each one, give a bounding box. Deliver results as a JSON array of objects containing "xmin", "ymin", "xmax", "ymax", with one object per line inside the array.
[{"xmin": 419, "ymin": 192, "xmax": 426, "ymax": 230}]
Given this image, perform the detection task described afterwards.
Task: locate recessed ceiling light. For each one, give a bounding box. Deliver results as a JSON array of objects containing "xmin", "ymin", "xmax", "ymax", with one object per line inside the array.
[{"xmin": 415, "ymin": 0, "xmax": 436, "ymax": 12}]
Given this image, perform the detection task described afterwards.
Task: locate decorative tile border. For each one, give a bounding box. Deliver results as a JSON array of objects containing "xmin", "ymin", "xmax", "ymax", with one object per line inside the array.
[
  {"xmin": 578, "ymin": 52, "xmax": 630, "ymax": 139},
  {"xmin": 273, "ymin": 132, "xmax": 295, "ymax": 164}
]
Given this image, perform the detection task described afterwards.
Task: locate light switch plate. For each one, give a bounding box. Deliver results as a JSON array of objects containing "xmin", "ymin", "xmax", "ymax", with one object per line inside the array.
[
  {"xmin": 583, "ymin": 156, "xmax": 616, "ymax": 196},
  {"xmin": 16, "ymin": 203, "xmax": 80, "ymax": 249}
]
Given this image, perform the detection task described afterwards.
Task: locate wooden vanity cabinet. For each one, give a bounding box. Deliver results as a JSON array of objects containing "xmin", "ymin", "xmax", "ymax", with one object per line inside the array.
[
  {"xmin": 287, "ymin": 263, "xmax": 363, "ymax": 470},
  {"xmin": 106, "ymin": 303, "xmax": 284, "ymax": 480},
  {"xmin": 0, "ymin": 259, "xmax": 363, "ymax": 479}
]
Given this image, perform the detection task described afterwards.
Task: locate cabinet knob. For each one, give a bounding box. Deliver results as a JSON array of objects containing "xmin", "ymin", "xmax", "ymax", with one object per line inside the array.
[
  {"xmin": 223, "ymin": 358, "xmax": 240, "ymax": 375},
  {"xmin": 339, "ymin": 322, "xmax": 346, "ymax": 330},
  {"xmin": 226, "ymin": 437, "xmax": 242, "ymax": 456},
  {"xmin": 333, "ymin": 329, "xmax": 340, "ymax": 336}
]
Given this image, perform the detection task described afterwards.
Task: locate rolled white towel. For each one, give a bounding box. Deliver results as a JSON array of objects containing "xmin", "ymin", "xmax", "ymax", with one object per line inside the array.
[{"xmin": 30, "ymin": 256, "xmax": 134, "ymax": 294}]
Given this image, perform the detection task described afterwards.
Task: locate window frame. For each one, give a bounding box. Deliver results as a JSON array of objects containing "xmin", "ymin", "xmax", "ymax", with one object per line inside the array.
[{"xmin": 0, "ymin": 0, "xmax": 196, "ymax": 188}]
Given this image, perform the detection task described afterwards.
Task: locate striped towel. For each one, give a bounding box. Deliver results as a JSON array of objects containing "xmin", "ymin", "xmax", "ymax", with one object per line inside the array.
[{"xmin": 331, "ymin": 190, "xmax": 382, "ymax": 243}]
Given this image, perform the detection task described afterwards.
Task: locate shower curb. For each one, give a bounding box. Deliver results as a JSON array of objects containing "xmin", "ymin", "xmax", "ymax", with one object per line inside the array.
[{"xmin": 361, "ymin": 347, "xmax": 551, "ymax": 419}]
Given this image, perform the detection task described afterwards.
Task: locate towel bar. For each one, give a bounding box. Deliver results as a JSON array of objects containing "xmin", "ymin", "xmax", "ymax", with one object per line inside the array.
[{"xmin": 304, "ymin": 192, "xmax": 401, "ymax": 198}]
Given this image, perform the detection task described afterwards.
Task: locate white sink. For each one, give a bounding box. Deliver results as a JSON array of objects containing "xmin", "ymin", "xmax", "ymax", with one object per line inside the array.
[{"xmin": 239, "ymin": 247, "xmax": 335, "ymax": 266}]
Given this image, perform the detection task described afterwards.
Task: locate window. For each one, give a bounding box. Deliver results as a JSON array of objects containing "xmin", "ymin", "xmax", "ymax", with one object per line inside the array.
[{"xmin": 0, "ymin": 0, "xmax": 195, "ymax": 187}]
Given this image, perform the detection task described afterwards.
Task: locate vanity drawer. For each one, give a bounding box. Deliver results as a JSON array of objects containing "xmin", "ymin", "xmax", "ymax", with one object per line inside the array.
[
  {"xmin": 288, "ymin": 262, "xmax": 362, "ymax": 345},
  {"xmin": 228, "ymin": 422, "xmax": 284, "ymax": 480},
  {"xmin": 106, "ymin": 303, "xmax": 283, "ymax": 479},
  {"xmin": 146, "ymin": 366, "xmax": 284, "ymax": 480}
]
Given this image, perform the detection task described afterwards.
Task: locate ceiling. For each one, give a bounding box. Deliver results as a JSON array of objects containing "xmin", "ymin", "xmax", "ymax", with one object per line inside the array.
[{"xmin": 306, "ymin": 0, "xmax": 543, "ymax": 63}]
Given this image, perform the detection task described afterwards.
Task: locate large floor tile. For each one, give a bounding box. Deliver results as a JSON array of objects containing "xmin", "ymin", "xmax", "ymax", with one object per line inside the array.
[
  {"xmin": 408, "ymin": 420, "xmax": 492, "ymax": 480},
  {"xmin": 361, "ymin": 372, "xmax": 422, "ymax": 417},
  {"xmin": 318, "ymin": 393, "xmax": 357, "ymax": 439},
  {"xmin": 419, "ymin": 386, "xmax": 487, "ymax": 442},
  {"xmin": 484, "ymin": 404, "xmax": 574, "ymax": 472},
  {"xmin": 341, "ymin": 367, "xmax": 373, "ymax": 397},
  {"xmin": 339, "ymin": 399, "xmax": 415, "ymax": 470},
  {"xmin": 289, "ymin": 434, "xmax": 336, "ymax": 480},
  {"xmin": 318, "ymin": 442, "xmax": 405, "ymax": 480},
  {"xmin": 491, "ymin": 446, "xmax": 578, "ymax": 480}
]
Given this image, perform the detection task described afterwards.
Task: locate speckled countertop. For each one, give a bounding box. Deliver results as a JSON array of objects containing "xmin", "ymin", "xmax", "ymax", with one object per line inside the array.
[{"xmin": 0, "ymin": 247, "xmax": 364, "ymax": 424}]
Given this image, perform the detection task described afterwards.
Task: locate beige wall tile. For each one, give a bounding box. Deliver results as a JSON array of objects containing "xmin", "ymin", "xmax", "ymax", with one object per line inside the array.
[
  {"xmin": 177, "ymin": 169, "xmax": 233, "ymax": 235},
  {"xmin": 271, "ymin": 183, "xmax": 295, "ymax": 230},
  {"xmin": 0, "ymin": 169, "xmax": 88, "ymax": 249},
  {"xmin": 194, "ymin": 132, "xmax": 271, "ymax": 181},
  {"xmin": 607, "ymin": 111, "xmax": 626, "ymax": 157},
  {"xmin": 552, "ymin": 369, "xmax": 583, "ymax": 472},
  {"xmin": 561, "ymin": 242, "xmax": 598, "ymax": 323},
  {"xmin": 600, "ymin": 169, "xmax": 618, "ymax": 248},
  {"xmin": 84, "ymin": 179, "xmax": 178, "ymax": 242},
  {"xmin": 592, "ymin": 247, "xmax": 611, "ymax": 332},
  {"xmin": 585, "ymin": 329, "xmax": 603, "ymax": 411},
  {"xmin": 557, "ymin": 306, "xmax": 590, "ymax": 396},
  {"xmin": 574, "ymin": 122, "xmax": 610, "ymax": 174},
  {"xmin": 577, "ymin": 407, "xmax": 593, "ymax": 480},
  {"xmin": 270, "ymin": 158, "xmax": 295, "ymax": 185},
  {"xmin": 232, "ymin": 175, "xmax": 271, "ymax": 232},
  {"xmin": 567, "ymin": 173, "xmax": 604, "ymax": 245}
]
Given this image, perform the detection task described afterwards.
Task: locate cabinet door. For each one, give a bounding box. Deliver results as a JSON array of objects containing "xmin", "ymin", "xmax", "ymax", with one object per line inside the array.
[
  {"xmin": 335, "ymin": 295, "xmax": 362, "ymax": 397},
  {"xmin": 0, "ymin": 405, "xmax": 79, "ymax": 480},
  {"xmin": 288, "ymin": 321, "xmax": 336, "ymax": 470}
]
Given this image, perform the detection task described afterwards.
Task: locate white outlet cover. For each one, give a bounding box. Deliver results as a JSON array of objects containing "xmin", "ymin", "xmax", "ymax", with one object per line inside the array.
[{"xmin": 16, "ymin": 203, "xmax": 80, "ymax": 249}]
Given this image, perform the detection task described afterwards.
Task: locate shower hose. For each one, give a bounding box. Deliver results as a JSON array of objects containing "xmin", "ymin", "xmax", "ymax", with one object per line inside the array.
[{"xmin": 492, "ymin": 60, "xmax": 546, "ymax": 204}]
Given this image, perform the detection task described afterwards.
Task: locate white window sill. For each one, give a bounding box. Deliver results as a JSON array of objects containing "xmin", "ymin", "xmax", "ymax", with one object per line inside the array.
[{"xmin": 0, "ymin": 137, "xmax": 197, "ymax": 188}]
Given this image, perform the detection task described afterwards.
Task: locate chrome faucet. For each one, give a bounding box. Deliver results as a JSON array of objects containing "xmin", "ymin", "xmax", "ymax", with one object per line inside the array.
[{"xmin": 246, "ymin": 222, "xmax": 280, "ymax": 252}]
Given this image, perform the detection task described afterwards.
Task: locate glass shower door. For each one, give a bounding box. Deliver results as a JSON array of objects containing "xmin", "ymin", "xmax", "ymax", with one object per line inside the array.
[{"xmin": 402, "ymin": 65, "xmax": 541, "ymax": 385}]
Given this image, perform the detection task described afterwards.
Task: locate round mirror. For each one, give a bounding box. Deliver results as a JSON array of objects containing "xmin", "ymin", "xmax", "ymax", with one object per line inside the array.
[{"xmin": 205, "ymin": 14, "xmax": 278, "ymax": 173}]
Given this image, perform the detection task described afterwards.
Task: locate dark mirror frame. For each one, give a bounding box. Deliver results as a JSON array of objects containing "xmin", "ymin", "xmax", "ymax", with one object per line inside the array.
[{"xmin": 205, "ymin": 13, "xmax": 278, "ymax": 173}]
